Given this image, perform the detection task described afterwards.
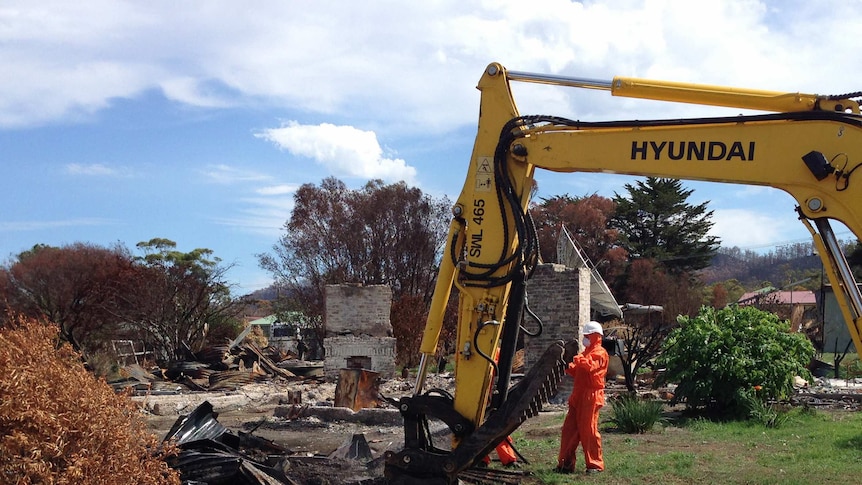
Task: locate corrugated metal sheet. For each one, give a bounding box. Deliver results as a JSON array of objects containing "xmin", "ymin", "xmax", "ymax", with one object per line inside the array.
[
  {"xmin": 738, "ymin": 290, "xmax": 817, "ymax": 306},
  {"xmin": 164, "ymin": 401, "xmax": 298, "ymax": 485},
  {"xmin": 163, "ymin": 400, "xmax": 235, "ymax": 447}
]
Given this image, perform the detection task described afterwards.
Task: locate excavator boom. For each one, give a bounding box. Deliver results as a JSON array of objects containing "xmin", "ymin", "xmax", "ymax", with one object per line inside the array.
[{"xmin": 385, "ymin": 63, "xmax": 862, "ymax": 484}]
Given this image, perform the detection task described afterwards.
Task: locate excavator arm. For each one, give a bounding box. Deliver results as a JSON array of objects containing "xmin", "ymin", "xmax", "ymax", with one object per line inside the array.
[{"xmin": 385, "ymin": 63, "xmax": 862, "ymax": 484}]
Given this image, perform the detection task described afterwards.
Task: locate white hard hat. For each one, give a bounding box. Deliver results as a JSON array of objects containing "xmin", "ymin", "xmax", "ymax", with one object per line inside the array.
[{"xmin": 583, "ymin": 321, "xmax": 603, "ymax": 336}]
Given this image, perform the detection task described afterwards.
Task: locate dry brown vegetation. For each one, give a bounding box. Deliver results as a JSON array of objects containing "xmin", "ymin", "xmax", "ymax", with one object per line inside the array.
[{"xmin": 0, "ymin": 312, "xmax": 180, "ymax": 484}]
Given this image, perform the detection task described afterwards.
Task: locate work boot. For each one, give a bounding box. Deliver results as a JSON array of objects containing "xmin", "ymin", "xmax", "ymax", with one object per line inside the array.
[
  {"xmin": 585, "ymin": 467, "xmax": 603, "ymax": 474},
  {"xmin": 554, "ymin": 465, "xmax": 574, "ymax": 474}
]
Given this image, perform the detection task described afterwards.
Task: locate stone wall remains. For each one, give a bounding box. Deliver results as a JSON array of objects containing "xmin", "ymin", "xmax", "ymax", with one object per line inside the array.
[{"xmin": 521, "ymin": 263, "xmax": 590, "ymax": 403}]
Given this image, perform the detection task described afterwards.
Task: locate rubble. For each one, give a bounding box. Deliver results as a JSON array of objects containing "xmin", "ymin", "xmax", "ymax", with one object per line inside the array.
[
  {"xmin": 329, "ymin": 434, "xmax": 374, "ymax": 461},
  {"xmin": 163, "ymin": 400, "xmax": 387, "ymax": 485},
  {"xmin": 110, "ymin": 342, "xmax": 306, "ymax": 398},
  {"xmin": 137, "ymin": 370, "xmax": 459, "ymax": 483},
  {"xmin": 792, "ymin": 377, "xmax": 862, "ymax": 410}
]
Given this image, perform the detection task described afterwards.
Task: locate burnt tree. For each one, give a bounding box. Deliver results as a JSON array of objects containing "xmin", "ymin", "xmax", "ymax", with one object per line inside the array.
[{"xmin": 258, "ymin": 178, "xmax": 451, "ymax": 365}]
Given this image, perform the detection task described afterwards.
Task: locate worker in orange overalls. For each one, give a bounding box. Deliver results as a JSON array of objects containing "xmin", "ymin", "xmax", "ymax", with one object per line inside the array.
[
  {"xmin": 481, "ymin": 348, "xmax": 519, "ymax": 468},
  {"xmin": 481, "ymin": 435, "xmax": 518, "ymax": 467},
  {"xmin": 556, "ymin": 321, "xmax": 609, "ymax": 474}
]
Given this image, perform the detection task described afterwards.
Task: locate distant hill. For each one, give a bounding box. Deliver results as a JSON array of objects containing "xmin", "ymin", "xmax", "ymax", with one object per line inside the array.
[
  {"xmin": 246, "ymin": 285, "xmax": 280, "ymax": 300},
  {"xmin": 700, "ymin": 242, "xmax": 822, "ymax": 290}
]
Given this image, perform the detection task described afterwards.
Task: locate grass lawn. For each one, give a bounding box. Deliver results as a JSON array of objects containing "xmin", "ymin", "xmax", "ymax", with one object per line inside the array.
[{"xmin": 505, "ymin": 405, "xmax": 862, "ymax": 484}]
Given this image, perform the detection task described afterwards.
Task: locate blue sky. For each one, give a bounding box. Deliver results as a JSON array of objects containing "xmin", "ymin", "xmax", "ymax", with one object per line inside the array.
[{"xmin": 2, "ymin": 0, "xmax": 860, "ymax": 294}]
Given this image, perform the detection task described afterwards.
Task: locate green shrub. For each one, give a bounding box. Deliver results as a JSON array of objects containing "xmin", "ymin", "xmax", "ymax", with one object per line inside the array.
[
  {"xmin": 739, "ymin": 388, "xmax": 789, "ymax": 428},
  {"xmin": 656, "ymin": 305, "xmax": 814, "ymax": 419},
  {"xmin": 608, "ymin": 393, "xmax": 666, "ymax": 433}
]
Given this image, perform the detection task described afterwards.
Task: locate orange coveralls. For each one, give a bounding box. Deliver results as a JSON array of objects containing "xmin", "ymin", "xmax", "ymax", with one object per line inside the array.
[
  {"xmin": 481, "ymin": 349, "xmax": 518, "ymax": 466},
  {"xmin": 557, "ymin": 334, "xmax": 609, "ymax": 472},
  {"xmin": 481, "ymin": 435, "xmax": 517, "ymax": 466}
]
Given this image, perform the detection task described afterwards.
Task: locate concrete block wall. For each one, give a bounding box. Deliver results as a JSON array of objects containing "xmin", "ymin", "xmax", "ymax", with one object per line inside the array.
[
  {"xmin": 325, "ymin": 284, "xmax": 393, "ymax": 337},
  {"xmin": 323, "ymin": 335, "xmax": 397, "ymax": 379},
  {"xmin": 521, "ymin": 263, "xmax": 590, "ymax": 403}
]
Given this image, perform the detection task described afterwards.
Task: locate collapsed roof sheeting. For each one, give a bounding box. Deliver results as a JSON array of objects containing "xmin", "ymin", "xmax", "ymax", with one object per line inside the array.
[
  {"xmin": 162, "ymin": 401, "xmax": 383, "ymax": 485},
  {"xmin": 164, "ymin": 401, "xmax": 299, "ymax": 485},
  {"xmin": 171, "ymin": 445, "xmax": 296, "ymax": 485},
  {"xmin": 163, "ymin": 400, "xmax": 235, "ymax": 447},
  {"xmin": 556, "ymin": 225, "xmax": 623, "ymax": 319}
]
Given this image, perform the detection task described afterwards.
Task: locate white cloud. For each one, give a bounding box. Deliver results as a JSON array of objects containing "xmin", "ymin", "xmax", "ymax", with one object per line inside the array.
[
  {"xmin": 729, "ymin": 185, "xmax": 774, "ymax": 198},
  {"xmin": 257, "ymin": 122, "xmax": 417, "ymax": 184},
  {"xmin": 202, "ymin": 164, "xmax": 272, "ymax": 184},
  {"xmin": 709, "ymin": 208, "xmax": 798, "ymax": 249},
  {"xmin": 5, "ymin": 1, "xmax": 860, "ymax": 129},
  {"xmin": 202, "ymin": 167, "xmax": 297, "ymax": 234},
  {"xmin": 196, "ymin": 166, "xmax": 297, "ymax": 235},
  {"xmin": 214, "ymin": 195, "xmax": 295, "ymax": 237},
  {"xmin": 0, "ymin": 218, "xmax": 116, "ymax": 231},
  {"xmin": 159, "ymin": 77, "xmax": 234, "ymax": 108},
  {"xmin": 65, "ymin": 163, "xmax": 122, "ymax": 176},
  {"xmin": 256, "ymin": 184, "xmax": 299, "ymax": 196}
]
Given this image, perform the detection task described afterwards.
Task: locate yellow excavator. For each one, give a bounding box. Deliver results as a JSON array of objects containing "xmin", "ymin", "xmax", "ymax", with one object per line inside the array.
[{"xmin": 384, "ymin": 63, "xmax": 862, "ymax": 484}]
